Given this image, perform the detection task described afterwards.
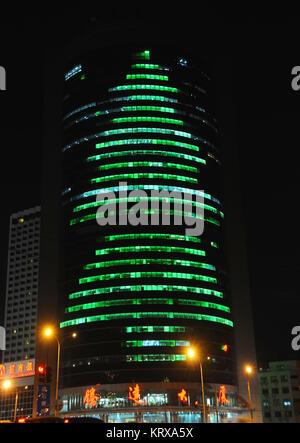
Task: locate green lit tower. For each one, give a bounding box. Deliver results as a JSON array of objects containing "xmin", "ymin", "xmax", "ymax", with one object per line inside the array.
[
  {"xmin": 60, "ymin": 45, "xmax": 234, "ymax": 386},
  {"xmin": 36, "ymin": 14, "xmax": 261, "ymax": 422}
]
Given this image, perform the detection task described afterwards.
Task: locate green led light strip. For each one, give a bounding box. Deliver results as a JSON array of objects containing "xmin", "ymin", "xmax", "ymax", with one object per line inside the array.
[
  {"xmin": 97, "ymin": 161, "xmax": 198, "ymax": 173},
  {"xmin": 122, "ymin": 105, "xmax": 177, "ymax": 113},
  {"xmin": 95, "ymin": 245, "xmax": 205, "ymax": 256},
  {"xmin": 103, "ymin": 233, "xmax": 202, "ymax": 243},
  {"xmin": 73, "ymin": 196, "xmax": 220, "ymax": 216},
  {"xmin": 126, "ymin": 326, "xmax": 186, "ymax": 333},
  {"xmin": 69, "ymin": 185, "xmax": 221, "ymax": 206},
  {"xmin": 131, "ymin": 64, "xmax": 167, "ymax": 70},
  {"xmin": 84, "ymin": 259, "xmax": 215, "ymax": 270},
  {"xmin": 60, "ymin": 312, "xmax": 233, "ymax": 328},
  {"xmin": 111, "ymin": 116, "xmax": 184, "ymax": 125},
  {"xmin": 100, "ymin": 127, "xmax": 192, "ymax": 139},
  {"xmin": 63, "ymin": 94, "xmax": 209, "ymax": 122},
  {"xmin": 95, "ymin": 138, "xmax": 199, "ymax": 152},
  {"xmin": 134, "ymin": 50, "xmax": 150, "ymax": 60},
  {"xmin": 125, "ymin": 340, "xmax": 190, "ymax": 347},
  {"xmin": 126, "ymin": 74, "xmax": 168, "ymax": 81},
  {"xmin": 66, "ymin": 298, "xmax": 229, "ymax": 313},
  {"xmin": 87, "ymin": 150, "xmax": 206, "ymax": 165},
  {"xmin": 68, "ymin": 285, "xmax": 223, "ymax": 300},
  {"xmin": 126, "ymin": 354, "xmax": 186, "ymax": 362},
  {"xmin": 109, "ymin": 85, "xmax": 179, "ymax": 93},
  {"xmin": 70, "ymin": 210, "xmax": 220, "ymax": 227},
  {"xmin": 79, "ymin": 271, "xmax": 217, "ymax": 285},
  {"xmin": 91, "ymin": 173, "xmax": 197, "ymax": 184}
]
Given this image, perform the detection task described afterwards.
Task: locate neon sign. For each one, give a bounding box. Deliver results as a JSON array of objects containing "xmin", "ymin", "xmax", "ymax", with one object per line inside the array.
[
  {"xmin": 128, "ymin": 384, "xmax": 143, "ymax": 405},
  {"xmin": 0, "ymin": 359, "xmax": 35, "ymax": 379},
  {"xmin": 178, "ymin": 388, "xmax": 188, "ymax": 403},
  {"xmin": 84, "ymin": 387, "xmax": 100, "ymax": 408},
  {"xmin": 218, "ymin": 385, "xmax": 230, "ymax": 405}
]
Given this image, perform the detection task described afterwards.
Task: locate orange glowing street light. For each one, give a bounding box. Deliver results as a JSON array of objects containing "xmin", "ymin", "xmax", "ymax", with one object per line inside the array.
[
  {"xmin": 186, "ymin": 347, "xmax": 206, "ymax": 423},
  {"xmin": 2, "ymin": 380, "xmax": 18, "ymax": 421},
  {"xmin": 245, "ymin": 364, "xmax": 254, "ymax": 420},
  {"xmin": 42, "ymin": 326, "xmax": 77, "ymax": 416}
]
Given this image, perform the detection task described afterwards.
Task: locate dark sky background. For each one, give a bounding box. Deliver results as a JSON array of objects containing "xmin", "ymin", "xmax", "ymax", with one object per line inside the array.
[{"xmin": 0, "ymin": 7, "xmax": 299, "ymax": 366}]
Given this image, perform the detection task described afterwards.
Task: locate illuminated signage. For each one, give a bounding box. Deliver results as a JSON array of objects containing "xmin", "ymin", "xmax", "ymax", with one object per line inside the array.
[
  {"xmin": 84, "ymin": 387, "xmax": 100, "ymax": 408},
  {"xmin": 218, "ymin": 385, "xmax": 230, "ymax": 405},
  {"xmin": 178, "ymin": 388, "xmax": 188, "ymax": 404},
  {"xmin": 0, "ymin": 359, "xmax": 35, "ymax": 379},
  {"xmin": 128, "ymin": 384, "xmax": 143, "ymax": 405}
]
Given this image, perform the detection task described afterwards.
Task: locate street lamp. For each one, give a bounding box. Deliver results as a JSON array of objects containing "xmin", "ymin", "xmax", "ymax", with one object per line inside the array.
[
  {"xmin": 42, "ymin": 327, "xmax": 77, "ymax": 416},
  {"xmin": 245, "ymin": 365, "xmax": 253, "ymax": 420},
  {"xmin": 2, "ymin": 380, "xmax": 18, "ymax": 422},
  {"xmin": 187, "ymin": 347, "xmax": 207, "ymax": 423}
]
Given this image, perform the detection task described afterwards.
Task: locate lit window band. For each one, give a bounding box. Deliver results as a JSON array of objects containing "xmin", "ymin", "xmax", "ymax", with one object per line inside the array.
[
  {"xmin": 108, "ymin": 84, "xmax": 180, "ymax": 93},
  {"xmin": 99, "ymin": 127, "xmax": 195, "ymax": 141},
  {"xmin": 126, "ymin": 74, "xmax": 169, "ymax": 81},
  {"xmin": 95, "ymin": 138, "xmax": 200, "ymax": 152},
  {"xmin": 84, "ymin": 259, "xmax": 215, "ymax": 270},
  {"xmin": 131, "ymin": 64, "xmax": 169, "ymax": 70},
  {"xmin": 95, "ymin": 245, "xmax": 205, "ymax": 256},
  {"xmin": 86, "ymin": 257, "xmax": 212, "ymax": 268},
  {"xmin": 72, "ymin": 196, "xmax": 221, "ymax": 217},
  {"xmin": 111, "ymin": 116, "xmax": 184, "ymax": 125},
  {"xmin": 79, "ymin": 272, "xmax": 217, "ymax": 285},
  {"xmin": 65, "ymin": 299, "xmax": 230, "ymax": 314},
  {"xmin": 68, "ymin": 285, "xmax": 224, "ymax": 300},
  {"xmin": 126, "ymin": 355, "xmax": 186, "ymax": 362},
  {"xmin": 63, "ymin": 96, "xmax": 210, "ymax": 122},
  {"xmin": 87, "ymin": 150, "xmax": 206, "ymax": 165},
  {"xmin": 67, "ymin": 185, "xmax": 221, "ymax": 207},
  {"xmin": 70, "ymin": 210, "xmax": 220, "ymax": 227},
  {"xmin": 125, "ymin": 326, "xmax": 186, "ymax": 333},
  {"xmin": 60, "ymin": 312, "xmax": 233, "ymax": 328},
  {"xmin": 97, "ymin": 161, "xmax": 198, "ymax": 173},
  {"xmin": 125, "ymin": 340, "xmax": 190, "ymax": 347},
  {"xmin": 103, "ymin": 233, "xmax": 202, "ymax": 243},
  {"xmin": 91, "ymin": 173, "xmax": 197, "ymax": 184}
]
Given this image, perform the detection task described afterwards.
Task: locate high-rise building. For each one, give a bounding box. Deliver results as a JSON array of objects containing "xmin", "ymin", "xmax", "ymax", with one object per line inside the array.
[
  {"xmin": 60, "ymin": 46, "xmax": 234, "ymax": 389},
  {"xmin": 2, "ymin": 206, "xmax": 41, "ymax": 363},
  {"xmin": 0, "ymin": 206, "xmax": 40, "ymax": 421},
  {"xmin": 258, "ymin": 361, "xmax": 300, "ymax": 423},
  {"xmin": 36, "ymin": 18, "xmax": 261, "ymax": 422}
]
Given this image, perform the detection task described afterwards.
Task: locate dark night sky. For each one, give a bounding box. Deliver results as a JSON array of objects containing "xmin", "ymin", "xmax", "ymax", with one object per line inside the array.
[{"xmin": 0, "ymin": 7, "xmax": 299, "ymax": 365}]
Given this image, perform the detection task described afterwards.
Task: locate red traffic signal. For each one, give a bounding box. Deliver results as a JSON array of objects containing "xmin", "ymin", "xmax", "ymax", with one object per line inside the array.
[
  {"xmin": 37, "ymin": 365, "xmax": 45, "ymax": 374},
  {"xmin": 37, "ymin": 364, "xmax": 46, "ymax": 383}
]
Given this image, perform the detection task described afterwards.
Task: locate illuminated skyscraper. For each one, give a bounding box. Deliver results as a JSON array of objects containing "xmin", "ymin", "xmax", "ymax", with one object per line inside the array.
[
  {"xmin": 59, "ymin": 45, "xmax": 235, "ymax": 392},
  {"xmin": 36, "ymin": 17, "xmax": 261, "ymax": 422}
]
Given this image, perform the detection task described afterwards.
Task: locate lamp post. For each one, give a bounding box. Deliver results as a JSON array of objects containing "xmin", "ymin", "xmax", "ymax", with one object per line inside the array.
[
  {"xmin": 187, "ymin": 347, "xmax": 206, "ymax": 423},
  {"xmin": 2, "ymin": 380, "xmax": 19, "ymax": 422},
  {"xmin": 245, "ymin": 365, "xmax": 253, "ymax": 420},
  {"xmin": 43, "ymin": 327, "xmax": 77, "ymax": 416}
]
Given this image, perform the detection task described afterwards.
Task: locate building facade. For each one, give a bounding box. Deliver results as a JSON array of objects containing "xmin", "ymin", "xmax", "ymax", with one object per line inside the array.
[
  {"xmin": 0, "ymin": 206, "xmax": 40, "ymax": 421},
  {"xmin": 2, "ymin": 206, "xmax": 41, "ymax": 364},
  {"xmin": 36, "ymin": 17, "xmax": 262, "ymax": 422},
  {"xmin": 60, "ymin": 46, "xmax": 235, "ymax": 392},
  {"xmin": 259, "ymin": 361, "xmax": 300, "ymax": 423}
]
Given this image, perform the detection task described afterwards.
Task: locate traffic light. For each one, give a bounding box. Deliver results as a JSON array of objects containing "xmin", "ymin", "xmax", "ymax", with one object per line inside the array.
[{"xmin": 37, "ymin": 364, "xmax": 46, "ymax": 383}]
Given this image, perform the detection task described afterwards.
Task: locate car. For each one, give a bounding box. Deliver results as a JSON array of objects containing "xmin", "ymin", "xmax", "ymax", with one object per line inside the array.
[
  {"xmin": 17, "ymin": 416, "xmax": 67, "ymax": 423},
  {"xmin": 63, "ymin": 416, "xmax": 104, "ymax": 423}
]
